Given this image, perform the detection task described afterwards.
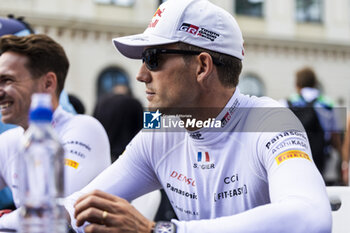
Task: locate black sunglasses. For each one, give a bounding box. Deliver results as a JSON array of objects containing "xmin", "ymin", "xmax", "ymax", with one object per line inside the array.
[{"xmin": 141, "ymin": 48, "xmax": 224, "ymax": 71}]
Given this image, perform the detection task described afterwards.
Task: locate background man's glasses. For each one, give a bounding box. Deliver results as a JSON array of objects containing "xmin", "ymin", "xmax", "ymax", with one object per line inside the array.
[{"xmin": 141, "ymin": 48, "xmax": 224, "ymax": 71}]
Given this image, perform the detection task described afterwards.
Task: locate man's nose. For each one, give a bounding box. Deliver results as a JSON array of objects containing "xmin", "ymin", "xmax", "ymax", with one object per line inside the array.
[{"xmin": 136, "ymin": 63, "xmax": 152, "ymax": 84}]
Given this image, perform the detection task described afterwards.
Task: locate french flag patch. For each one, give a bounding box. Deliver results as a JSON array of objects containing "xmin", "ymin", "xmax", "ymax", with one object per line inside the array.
[{"xmin": 197, "ymin": 152, "xmax": 210, "ymax": 162}]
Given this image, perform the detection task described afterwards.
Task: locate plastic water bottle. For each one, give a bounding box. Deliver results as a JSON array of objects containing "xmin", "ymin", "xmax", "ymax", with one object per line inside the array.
[{"xmin": 19, "ymin": 93, "xmax": 66, "ymax": 233}]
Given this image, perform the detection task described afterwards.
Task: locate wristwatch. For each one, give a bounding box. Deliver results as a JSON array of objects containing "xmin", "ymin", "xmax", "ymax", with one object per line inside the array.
[{"xmin": 152, "ymin": 221, "xmax": 177, "ymax": 233}]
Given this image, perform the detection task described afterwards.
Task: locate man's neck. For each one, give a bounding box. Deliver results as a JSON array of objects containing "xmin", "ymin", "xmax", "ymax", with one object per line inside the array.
[
  {"xmin": 21, "ymin": 96, "xmax": 59, "ymax": 131},
  {"xmin": 183, "ymin": 87, "xmax": 236, "ymax": 131}
]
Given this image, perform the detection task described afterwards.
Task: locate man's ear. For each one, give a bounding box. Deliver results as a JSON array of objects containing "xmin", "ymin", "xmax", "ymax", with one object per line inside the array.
[
  {"xmin": 42, "ymin": 72, "xmax": 58, "ymax": 94},
  {"xmin": 195, "ymin": 52, "xmax": 215, "ymax": 85}
]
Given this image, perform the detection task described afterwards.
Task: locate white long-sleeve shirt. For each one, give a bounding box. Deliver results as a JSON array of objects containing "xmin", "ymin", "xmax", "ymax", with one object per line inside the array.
[
  {"xmin": 66, "ymin": 89, "xmax": 331, "ymax": 233},
  {"xmin": 0, "ymin": 106, "xmax": 111, "ymax": 229}
]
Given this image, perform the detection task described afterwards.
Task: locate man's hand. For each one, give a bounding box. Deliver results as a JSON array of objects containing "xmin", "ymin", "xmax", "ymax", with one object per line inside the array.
[{"xmin": 74, "ymin": 190, "xmax": 155, "ymax": 233}]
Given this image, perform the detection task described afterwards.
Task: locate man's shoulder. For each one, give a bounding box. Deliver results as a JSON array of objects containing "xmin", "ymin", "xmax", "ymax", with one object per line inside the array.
[
  {"xmin": 244, "ymin": 96, "xmax": 303, "ymax": 133},
  {"xmin": 0, "ymin": 127, "xmax": 23, "ymax": 161},
  {"xmin": 55, "ymin": 113, "xmax": 110, "ymax": 156},
  {"xmin": 248, "ymin": 95, "xmax": 284, "ymax": 108},
  {"xmin": 62, "ymin": 114, "xmax": 105, "ymax": 131},
  {"xmin": 0, "ymin": 127, "xmax": 23, "ymax": 142},
  {"xmin": 70, "ymin": 114, "xmax": 100, "ymax": 123},
  {"xmin": 55, "ymin": 109, "xmax": 107, "ymax": 138}
]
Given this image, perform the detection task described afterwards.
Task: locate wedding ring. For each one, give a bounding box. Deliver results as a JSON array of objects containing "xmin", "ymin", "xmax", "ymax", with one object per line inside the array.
[{"xmin": 101, "ymin": 210, "xmax": 108, "ymax": 225}]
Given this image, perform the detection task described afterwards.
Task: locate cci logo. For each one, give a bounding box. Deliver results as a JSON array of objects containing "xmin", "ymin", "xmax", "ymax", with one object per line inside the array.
[{"xmin": 143, "ymin": 110, "xmax": 162, "ymax": 129}]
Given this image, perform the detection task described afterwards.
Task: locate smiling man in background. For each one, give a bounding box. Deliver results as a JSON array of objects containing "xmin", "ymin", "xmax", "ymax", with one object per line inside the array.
[{"xmin": 0, "ymin": 34, "xmax": 111, "ymax": 229}]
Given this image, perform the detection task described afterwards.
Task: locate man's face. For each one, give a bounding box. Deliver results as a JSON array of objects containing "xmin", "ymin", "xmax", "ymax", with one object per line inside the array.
[
  {"xmin": 0, "ymin": 51, "xmax": 42, "ymax": 128},
  {"xmin": 136, "ymin": 44, "xmax": 200, "ymax": 111}
]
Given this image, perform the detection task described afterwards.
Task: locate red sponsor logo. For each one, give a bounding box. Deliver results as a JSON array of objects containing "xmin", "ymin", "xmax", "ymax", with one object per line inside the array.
[
  {"xmin": 153, "ymin": 8, "xmax": 164, "ymax": 18},
  {"xmin": 188, "ymin": 25, "xmax": 199, "ymax": 35},
  {"xmin": 179, "ymin": 23, "xmax": 199, "ymax": 35},
  {"xmin": 148, "ymin": 7, "xmax": 164, "ymax": 28},
  {"xmin": 170, "ymin": 171, "xmax": 196, "ymax": 187},
  {"xmin": 148, "ymin": 20, "xmax": 159, "ymax": 28},
  {"xmin": 224, "ymin": 112, "xmax": 231, "ymax": 122}
]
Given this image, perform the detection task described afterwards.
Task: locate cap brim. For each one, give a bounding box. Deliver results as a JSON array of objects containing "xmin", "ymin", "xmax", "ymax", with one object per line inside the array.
[{"xmin": 113, "ymin": 33, "xmax": 178, "ymax": 59}]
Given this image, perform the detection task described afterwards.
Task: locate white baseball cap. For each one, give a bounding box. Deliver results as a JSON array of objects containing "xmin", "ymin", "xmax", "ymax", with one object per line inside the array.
[{"xmin": 113, "ymin": 0, "xmax": 245, "ymax": 60}]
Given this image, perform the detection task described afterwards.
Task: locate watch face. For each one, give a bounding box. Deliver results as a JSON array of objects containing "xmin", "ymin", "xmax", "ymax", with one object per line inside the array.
[{"xmin": 155, "ymin": 221, "xmax": 176, "ymax": 233}]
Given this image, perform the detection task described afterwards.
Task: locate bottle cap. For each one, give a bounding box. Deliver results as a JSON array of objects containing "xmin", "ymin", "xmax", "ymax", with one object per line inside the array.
[{"xmin": 29, "ymin": 93, "xmax": 53, "ymax": 122}]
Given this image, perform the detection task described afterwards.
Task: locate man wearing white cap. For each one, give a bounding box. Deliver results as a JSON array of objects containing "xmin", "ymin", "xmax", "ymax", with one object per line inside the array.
[{"xmin": 66, "ymin": 0, "xmax": 332, "ymax": 232}]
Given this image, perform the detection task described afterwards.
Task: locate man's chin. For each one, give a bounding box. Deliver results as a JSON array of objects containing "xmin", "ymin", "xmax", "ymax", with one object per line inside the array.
[
  {"xmin": 147, "ymin": 104, "xmax": 168, "ymax": 115},
  {"xmin": 1, "ymin": 115, "xmax": 11, "ymax": 124},
  {"xmin": 1, "ymin": 119, "xmax": 16, "ymax": 126},
  {"xmin": 147, "ymin": 102, "xmax": 189, "ymax": 115},
  {"xmin": 1, "ymin": 115, "xmax": 21, "ymax": 127},
  {"xmin": 147, "ymin": 102, "xmax": 160, "ymax": 110},
  {"xmin": 147, "ymin": 107, "xmax": 185, "ymax": 116}
]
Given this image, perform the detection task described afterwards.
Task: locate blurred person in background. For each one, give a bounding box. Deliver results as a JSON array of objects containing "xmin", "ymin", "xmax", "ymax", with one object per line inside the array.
[
  {"xmin": 282, "ymin": 67, "xmax": 343, "ymax": 184},
  {"xmin": 69, "ymin": 93, "xmax": 86, "ymax": 114},
  {"xmin": 0, "ymin": 34, "xmax": 111, "ymax": 229},
  {"xmin": 93, "ymin": 77, "xmax": 143, "ymax": 162}
]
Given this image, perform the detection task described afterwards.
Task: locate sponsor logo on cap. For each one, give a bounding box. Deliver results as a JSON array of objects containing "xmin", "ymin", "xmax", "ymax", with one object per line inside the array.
[
  {"xmin": 179, "ymin": 22, "xmax": 220, "ymax": 42},
  {"xmin": 130, "ymin": 36, "xmax": 149, "ymax": 42},
  {"xmin": 148, "ymin": 7, "xmax": 165, "ymax": 28},
  {"xmin": 179, "ymin": 23, "xmax": 199, "ymax": 35}
]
